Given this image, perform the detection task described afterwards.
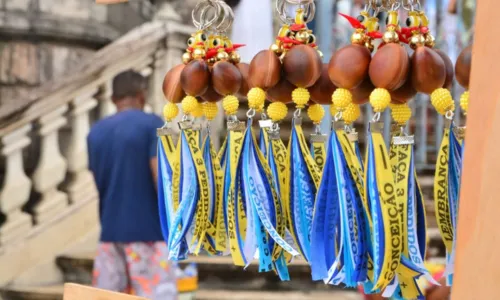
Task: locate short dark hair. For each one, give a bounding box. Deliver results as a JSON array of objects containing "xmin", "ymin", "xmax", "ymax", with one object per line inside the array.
[{"xmin": 112, "ymin": 70, "xmax": 147, "ymax": 100}]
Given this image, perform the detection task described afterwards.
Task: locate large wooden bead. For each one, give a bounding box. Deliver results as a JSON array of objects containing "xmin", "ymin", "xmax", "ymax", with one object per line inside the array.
[
  {"xmin": 212, "ymin": 61, "xmax": 242, "ymax": 96},
  {"xmin": 434, "ymin": 49, "xmax": 454, "ymax": 89},
  {"xmin": 309, "ymin": 64, "xmax": 337, "ymax": 105},
  {"xmin": 248, "ymin": 50, "xmax": 281, "ymax": 89},
  {"xmin": 201, "ymin": 84, "xmax": 222, "ymax": 103},
  {"xmin": 283, "ymin": 45, "xmax": 322, "ymax": 88},
  {"xmin": 455, "ymin": 45, "xmax": 472, "ymax": 89},
  {"xmin": 237, "ymin": 63, "xmax": 250, "ymax": 97},
  {"xmin": 350, "ymin": 77, "xmax": 374, "ymax": 105},
  {"xmin": 162, "ymin": 64, "xmax": 185, "ymax": 103},
  {"xmin": 411, "ymin": 47, "xmax": 446, "ymax": 94},
  {"xmin": 267, "ymin": 77, "xmax": 295, "ymax": 104},
  {"xmin": 328, "ymin": 44, "xmax": 371, "ymax": 89},
  {"xmin": 390, "ymin": 75, "xmax": 417, "ymax": 104},
  {"xmin": 180, "ymin": 59, "xmax": 210, "ymax": 96},
  {"xmin": 369, "ymin": 43, "xmax": 410, "ymax": 91}
]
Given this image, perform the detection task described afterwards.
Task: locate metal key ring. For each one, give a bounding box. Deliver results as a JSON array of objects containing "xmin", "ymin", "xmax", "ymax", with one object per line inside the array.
[
  {"xmin": 192, "ymin": 1, "xmax": 220, "ymax": 30},
  {"xmin": 277, "ymin": 0, "xmax": 316, "ymax": 24},
  {"xmin": 215, "ymin": 0, "xmax": 234, "ymax": 33}
]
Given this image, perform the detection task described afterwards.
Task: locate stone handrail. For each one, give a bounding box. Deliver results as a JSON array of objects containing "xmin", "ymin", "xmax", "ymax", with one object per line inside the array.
[{"xmin": 0, "ymin": 18, "xmax": 193, "ymax": 248}]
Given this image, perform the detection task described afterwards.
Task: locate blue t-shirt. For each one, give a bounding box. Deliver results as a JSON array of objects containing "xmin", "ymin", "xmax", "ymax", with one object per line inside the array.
[{"xmin": 88, "ymin": 109, "xmax": 164, "ymax": 242}]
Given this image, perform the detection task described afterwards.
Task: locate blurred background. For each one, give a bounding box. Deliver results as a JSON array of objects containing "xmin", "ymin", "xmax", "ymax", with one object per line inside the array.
[{"xmin": 0, "ymin": 0, "xmax": 475, "ymax": 299}]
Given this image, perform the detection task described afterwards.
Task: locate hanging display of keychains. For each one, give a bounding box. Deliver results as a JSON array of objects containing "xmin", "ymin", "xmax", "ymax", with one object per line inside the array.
[{"xmin": 155, "ymin": 0, "xmax": 473, "ymax": 293}]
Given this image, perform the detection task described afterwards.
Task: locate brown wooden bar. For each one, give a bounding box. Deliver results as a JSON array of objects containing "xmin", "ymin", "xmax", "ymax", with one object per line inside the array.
[
  {"xmin": 63, "ymin": 283, "xmax": 148, "ymax": 300},
  {"xmin": 451, "ymin": 0, "xmax": 500, "ymax": 298}
]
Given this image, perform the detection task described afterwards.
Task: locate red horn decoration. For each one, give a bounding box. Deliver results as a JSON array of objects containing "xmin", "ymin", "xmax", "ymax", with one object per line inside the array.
[
  {"xmin": 232, "ymin": 44, "xmax": 246, "ymax": 50},
  {"xmin": 367, "ymin": 31, "xmax": 383, "ymax": 39},
  {"xmin": 290, "ymin": 24, "xmax": 306, "ymax": 31},
  {"xmin": 339, "ymin": 13, "xmax": 365, "ymax": 29}
]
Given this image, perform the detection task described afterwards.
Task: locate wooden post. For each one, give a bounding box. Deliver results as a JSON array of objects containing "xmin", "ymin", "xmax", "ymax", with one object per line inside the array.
[
  {"xmin": 63, "ymin": 283, "xmax": 148, "ymax": 300},
  {"xmin": 451, "ymin": 0, "xmax": 500, "ymax": 298}
]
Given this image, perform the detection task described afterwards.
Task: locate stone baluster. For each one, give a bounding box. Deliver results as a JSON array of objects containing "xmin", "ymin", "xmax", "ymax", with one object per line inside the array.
[
  {"xmin": 64, "ymin": 91, "xmax": 98, "ymax": 203},
  {"xmin": 97, "ymin": 81, "xmax": 116, "ymax": 119},
  {"xmin": 148, "ymin": 49, "xmax": 167, "ymax": 115},
  {"xmin": 32, "ymin": 106, "xmax": 69, "ymax": 224},
  {"xmin": 0, "ymin": 125, "xmax": 33, "ymax": 245}
]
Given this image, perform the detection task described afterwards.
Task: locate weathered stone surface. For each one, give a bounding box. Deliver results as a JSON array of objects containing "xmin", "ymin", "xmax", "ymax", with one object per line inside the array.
[{"xmin": 0, "ymin": 42, "xmax": 39, "ymax": 85}]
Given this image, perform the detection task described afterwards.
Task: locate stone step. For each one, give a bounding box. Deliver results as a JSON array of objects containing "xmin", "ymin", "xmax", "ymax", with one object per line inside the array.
[
  {"xmin": 0, "ymin": 284, "xmax": 361, "ymax": 300},
  {"xmin": 195, "ymin": 289, "xmax": 363, "ymax": 300},
  {"xmin": 0, "ymin": 284, "xmax": 63, "ymax": 300}
]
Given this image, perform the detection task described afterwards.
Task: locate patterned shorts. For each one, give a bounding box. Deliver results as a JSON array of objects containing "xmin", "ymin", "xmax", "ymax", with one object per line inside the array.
[{"xmin": 92, "ymin": 242, "xmax": 178, "ymax": 300}]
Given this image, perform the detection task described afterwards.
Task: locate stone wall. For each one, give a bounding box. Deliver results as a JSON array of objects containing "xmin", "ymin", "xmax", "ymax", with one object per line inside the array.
[{"xmin": 0, "ymin": 0, "xmax": 151, "ymax": 116}]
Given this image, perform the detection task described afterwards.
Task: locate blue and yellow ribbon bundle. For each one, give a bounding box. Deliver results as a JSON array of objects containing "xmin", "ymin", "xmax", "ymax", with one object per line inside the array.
[{"xmin": 157, "ymin": 0, "xmax": 468, "ymax": 295}]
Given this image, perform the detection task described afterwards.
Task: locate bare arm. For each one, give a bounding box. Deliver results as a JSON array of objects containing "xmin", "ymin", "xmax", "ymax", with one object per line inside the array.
[{"xmin": 150, "ymin": 157, "xmax": 158, "ymax": 190}]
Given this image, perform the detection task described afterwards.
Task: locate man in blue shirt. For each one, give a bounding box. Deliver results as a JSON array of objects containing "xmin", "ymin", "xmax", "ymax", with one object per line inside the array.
[{"xmin": 88, "ymin": 70, "xmax": 177, "ymax": 299}]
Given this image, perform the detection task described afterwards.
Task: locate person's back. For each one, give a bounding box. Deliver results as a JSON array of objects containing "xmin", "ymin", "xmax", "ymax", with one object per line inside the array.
[
  {"xmin": 88, "ymin": 70, "xmax": 177, "ymax": 299},
  {"xmin": 89, "ymin": 109, "xmax": 163, "ymax": 242}
]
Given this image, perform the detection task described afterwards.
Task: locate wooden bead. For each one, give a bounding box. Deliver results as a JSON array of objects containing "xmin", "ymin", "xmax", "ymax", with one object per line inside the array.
[
  {"xmin": 369, "ymin": 43, "xmax": 410, "ymax": 91},
  {"xmin": 267, "ymin": 77, "xmax": 295, "ymax": 104},
  {"xmin": 162, "ymin": 64, "xmax": 185, "ymax": 103},
  {"xmin": 328, "ymin": 44, "xmax": 371, "ymax": 89},
  {"xmin": 309, "ymin": 64, "xmax": 337, "ymax": 105},
  {"xmin": 248, "ymin": 50, "xmax": 281, "ymax": 89},
  {"xmin": 200, "ymin": 84, "xmax": 222, "ymax": 103},
  {"xmin": 283, "ymin": 45, "xmax": 322, "ymax": 88},
  {"xmin": 237, "ymin": 63, "xmax": 250, "ymax": 97},
  {"xmin": 434, "ymin": 49, "xmax": 454, "ymax": 90},
  {"xmin": 180, "ymin": 59, "xmax": 210, "ymax": 96},
  {"xmin": 455, "ymin": 45, "xmax": 472, "ymax": 89},
  {"xmin": 212, "ymin": 61, "xmax": 242, "ymax": 96},
  {"xmin": 411, "ymin": 46, "xmax": 446, "ymax": 94},
  {"xmin": 390, "ymin": 74, "xmax": 417, "ymax": 104},
  {"xmin": 350, "ymin": 77, "xmax": 374, "ymax": 105}
]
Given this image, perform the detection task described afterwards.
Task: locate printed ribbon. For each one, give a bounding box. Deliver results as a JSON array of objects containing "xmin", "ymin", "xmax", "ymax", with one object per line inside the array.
[
  {"xmin": 168, "ymin": 123, "xmax": 216, "ymax": 259},
  {"xmin": 364, "ymin": 122, "xmax": 402, "ymax": 291},
  {"xmin": 311, "ymin": 122, "xmax": 369, "ymax": 288},
  {"xmin": 229, "ymin": 119, "xmax": 298, "ymax": 274},
  {"xmin": 157, "ymin": 130, "xmax": 176, "ymax": 243},
  {"xmin": 202, "ymin": 133, "xmax": 226, "ymax": 253},
  {"xmin": 287, "ymin": 118, "xmax": 321, "ymax": 262},
  {"xmin": 384, "ymin": 132, "xmax": 437, "ymax": 299},
  {"xmin": 310, "ymin": 134, "xmax": 327, "ymax": 172}
]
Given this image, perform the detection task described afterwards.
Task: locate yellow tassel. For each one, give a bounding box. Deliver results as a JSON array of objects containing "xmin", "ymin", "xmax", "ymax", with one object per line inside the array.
[
  {"xmin": 222, "ymin": 95, "xmax": 239, "ymax": 115},
  {"xmin": 292, "ymin": 88, "xmax": 310, "ymax": 109},
  {"xmin": 307, "ymin": 104, "xmax": 324, "ymax": 125},
  {"xmin": 163, "ymin": 102, "xmax": 179, "ymax": 122},
  {"xmin": 181, "ymin": 96, "xmax": 199, "ymax": 115},
  {"xmin": 267, "ymin": 102, "xmax": 288, "ymax": 122}
]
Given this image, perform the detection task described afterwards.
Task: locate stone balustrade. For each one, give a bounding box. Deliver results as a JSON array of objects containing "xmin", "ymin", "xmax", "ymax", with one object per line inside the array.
[{"xmin": 0, "ymin": 18, "xmax": 200, "ymax": 267}]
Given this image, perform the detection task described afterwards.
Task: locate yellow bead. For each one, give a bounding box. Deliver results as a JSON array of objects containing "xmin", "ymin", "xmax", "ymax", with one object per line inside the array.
[
  {"xmin": 330, "ymin": 104, "xmax": 339, "ymax": 117},
  {"xmin": 460, "ymin": 91, "xmax": 469, "ymax": 114},
  {"xmin": 343, "ymin": 103, "xmax": 361, "ymax": 125},
  {"xmin": 430, "ymin": 88, "xmax": 454, "ymax": 115},
  {"xmin": 255, "ymin": 103, "xmax": 265, "ymax": 113},
  {"xmin": 202, "ymin": 102, "xmax": 218, "ymax": 120},
  {"xmin": 181, "ymin": 96, "xmax": 199, "ymax": 115},
  {"xmin": 222, "ymin": 95, "xmax": 239, "ymax": 115},
  {"xmin": 390, "ymin": 103, "xmax": 412, "ymax": 125},
  {"xmin": 307, "ymin": 104, "xmax": 325, "ymax": 124},
  {"xmin": 163, "ymin": 102, "xmax": 179, "ymax": 122},
  {"xmin": 267, "ymin": 102, "xmax": 288, "ymax": 122},
  {"xmin": 247, "ymin": 87, "xmax": 266, "ymax": 110},
  {"xmin": 191, "ymin": 102, "xmax": 203, "ymax": 118},
  {"xmin": 332, "ymin": 88, "xmax": 353, "ymax": 111},
  {"xmin": 291, "ymin": 88, "xmax": 310, "ymax": 109},
  {"xmin": 369, "ymin": 88, "xmax": 391, "ymax": 113}
]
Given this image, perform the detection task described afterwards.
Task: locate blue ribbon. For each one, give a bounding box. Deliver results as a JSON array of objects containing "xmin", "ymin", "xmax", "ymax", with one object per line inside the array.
[
  {"xmin": 158, "ymin": 138, "xmax": 173, "ymax": 243},
  {"xmin": 288, "ymin": 125, "xmax": 316, "ymax": 262},
  {"xmin": 202, "ymin": 135, "xmax": 218, "ymax": 252}
]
